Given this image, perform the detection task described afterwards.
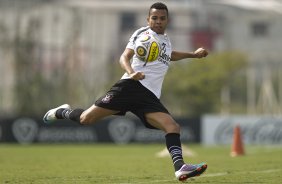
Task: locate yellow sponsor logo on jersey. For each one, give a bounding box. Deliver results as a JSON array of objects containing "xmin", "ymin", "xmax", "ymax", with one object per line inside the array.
[{"xmin": 147, "ymin": 41, "xmax": 159, "ymax": 62}]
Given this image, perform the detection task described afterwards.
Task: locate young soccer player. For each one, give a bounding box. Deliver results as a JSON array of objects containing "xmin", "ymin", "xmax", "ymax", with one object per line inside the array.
[{"xmin": 43, "ymin": 2, "xmax": 208, "ymax": 181}]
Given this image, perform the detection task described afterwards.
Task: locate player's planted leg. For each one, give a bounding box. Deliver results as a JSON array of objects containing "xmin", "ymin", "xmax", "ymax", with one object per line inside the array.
[{"xmin": 165, "ymin": 133, "xmax": 207, "ymax": 181}]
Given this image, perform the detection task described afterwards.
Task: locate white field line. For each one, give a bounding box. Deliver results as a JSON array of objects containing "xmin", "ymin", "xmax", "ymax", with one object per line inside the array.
[
  {"xmin": 121, "ymin": 169, "xmax": 281, "ymax": 184},
  {"xmin": 248, "ymin": 169, "xmax": 281, "ymax": 174},
  {"xmin": 202, "ymin": 169, "xmax": 281, "ymax": 178},
  {"xmin": 201, "ymin": 169, "xmax": 281, "ymax": 177},
  {"xmin": 202, "ymin": 172, "xmax": 229, "ymax": 177}
]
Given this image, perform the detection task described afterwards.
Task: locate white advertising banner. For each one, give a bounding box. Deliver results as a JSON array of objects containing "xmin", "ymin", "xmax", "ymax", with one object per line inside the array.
[{"xmin": 201, "ymin": 115, "xmax": 282, "ymax": 145}]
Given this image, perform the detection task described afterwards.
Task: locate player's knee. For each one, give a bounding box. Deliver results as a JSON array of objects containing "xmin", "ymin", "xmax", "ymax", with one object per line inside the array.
[
  {"xmin": 163, "ymin": 121, "xmax": 180, "ymax": 133},
  {"xmin": 170, "ymin": 122, "xmax": 180, "ymax": 133},
  {"xmin": 79, "ymin": 112, "xmax": 96, "ymax": 125}
]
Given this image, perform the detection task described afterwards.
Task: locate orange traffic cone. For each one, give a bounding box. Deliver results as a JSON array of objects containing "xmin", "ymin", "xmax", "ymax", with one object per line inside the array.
[{"xmin": 230, "ymin": 125, "xmax": 245, "ymax": 157}]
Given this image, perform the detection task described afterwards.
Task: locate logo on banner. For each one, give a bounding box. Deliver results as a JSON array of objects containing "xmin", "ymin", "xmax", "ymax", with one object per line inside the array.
[
  {"xmin": 206, "ymin": 116, "xmax": 282, "ymax": 145},
  {"xmin": 251, "ymin": 117, "xmax": 282, "ymax": 144},
  {"xmin": 12, "ymin": 118, "xmax": 38, "ymax": 144},
  {"xmin": 108, "ymin": 118, "xmax": 136, "ymax": 144}
]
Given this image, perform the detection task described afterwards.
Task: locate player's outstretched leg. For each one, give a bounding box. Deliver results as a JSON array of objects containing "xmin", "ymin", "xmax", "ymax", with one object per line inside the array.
[
  {"xmin": 43, "ymin": 104, "xmax": 71, "ymax": 123},
  {"xmin": 175, "ymin": 162, "xmax": 207, "ymax": 181}
]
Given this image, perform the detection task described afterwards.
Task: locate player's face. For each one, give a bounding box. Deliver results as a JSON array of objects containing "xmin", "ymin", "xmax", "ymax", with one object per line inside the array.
[{"xmin": 147, "ymin": 8, "xmax": 168, "ymax": 34}]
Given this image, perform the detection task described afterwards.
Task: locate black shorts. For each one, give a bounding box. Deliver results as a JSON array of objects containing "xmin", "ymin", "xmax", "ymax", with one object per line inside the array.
[{"xmin": 95, "ymin": 79, "xmax": 170, "ymax": 129}]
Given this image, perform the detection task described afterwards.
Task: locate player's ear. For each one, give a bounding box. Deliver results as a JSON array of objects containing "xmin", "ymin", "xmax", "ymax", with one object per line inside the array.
[{"xmin": 147, "ymin": 17, "xmax": 149, "ymax": 24}]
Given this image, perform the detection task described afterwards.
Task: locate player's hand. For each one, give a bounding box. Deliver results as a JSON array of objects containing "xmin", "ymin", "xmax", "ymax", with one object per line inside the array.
[
  {"xmin": 130, "ymin": 72, "xmax": 145, "ymax": 81},
  {"xmin": 193, "ymin": 48, "xmax": 208, "ymax": 58}
]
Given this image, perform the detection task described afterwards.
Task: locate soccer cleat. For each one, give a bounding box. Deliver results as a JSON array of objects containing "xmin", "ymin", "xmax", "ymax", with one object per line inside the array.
[
  {"xmin": 43, "ymin": 104, "xmax": 71, "ymax": 123},
  {"xmin": 175, "ymin": 162, "xmax": 207, "ymax": 181}
]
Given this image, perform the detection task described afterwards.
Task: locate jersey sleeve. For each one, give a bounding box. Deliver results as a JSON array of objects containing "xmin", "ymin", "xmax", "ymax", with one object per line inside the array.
[
  {"xmin": 126, "ymin": 26, "xmax": 150, "ymax": 50},
  {"xmin": 126, "ymin": 29, "xmax": 139, "ymax": 50},
  {"xmin": 126, "ymin": 39, "xmax": 135, "ymax": 50}
]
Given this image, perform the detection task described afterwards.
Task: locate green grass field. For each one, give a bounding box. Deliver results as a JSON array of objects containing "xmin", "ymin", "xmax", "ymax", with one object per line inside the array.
[{"xmin": 0, "ymin": 144, "xmax": 281, "ymax": 184}]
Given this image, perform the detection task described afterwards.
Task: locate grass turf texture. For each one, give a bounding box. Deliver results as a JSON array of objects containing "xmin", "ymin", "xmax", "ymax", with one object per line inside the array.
[{"xmin": 0, "ymin": 144, "xmax": 281, "ymax": 183}]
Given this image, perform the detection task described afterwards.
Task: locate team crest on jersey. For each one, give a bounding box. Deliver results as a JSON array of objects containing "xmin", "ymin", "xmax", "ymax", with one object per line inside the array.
[
  {"xmin": 136, "ymin": 46, "xmax": 147, "ymax": 57},
  {"xmin": 102, "ymin": 94, "xmax": 114, "ymax": 103}
]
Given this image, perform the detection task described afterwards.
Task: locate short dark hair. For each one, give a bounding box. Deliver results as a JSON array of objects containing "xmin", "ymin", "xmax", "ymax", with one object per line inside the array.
[{"xmin": 149, "ymin": 2, "xmax": 169, "ymax": 17}]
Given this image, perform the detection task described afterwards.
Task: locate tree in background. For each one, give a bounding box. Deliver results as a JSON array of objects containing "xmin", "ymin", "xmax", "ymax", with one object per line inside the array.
[
  {"xmin": 13, "ymin": 17, "xmax": 44, "ymax": 116},
  {"xmin": 162, "ymin": 52, "xmax": 248, "ymax": 117},
  {"xmin": 12, "ymin": 11, "xmax": 86, "ymax": 116}
]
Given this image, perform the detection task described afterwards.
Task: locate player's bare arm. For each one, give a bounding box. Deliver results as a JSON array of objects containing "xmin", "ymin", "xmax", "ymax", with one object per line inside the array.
[
  {"xmin": 119, "ymin": 48, "xmax": 145, "ymax": 80},
  {"xmin": 171, "ymin": 47, "xmax": 208, "ymax": 61}
]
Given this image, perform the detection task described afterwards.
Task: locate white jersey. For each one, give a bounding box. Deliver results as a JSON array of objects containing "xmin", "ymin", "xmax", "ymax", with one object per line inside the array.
[{"xmin": 121, "ymin": 26, "xmax": 172, "ymax": 98}]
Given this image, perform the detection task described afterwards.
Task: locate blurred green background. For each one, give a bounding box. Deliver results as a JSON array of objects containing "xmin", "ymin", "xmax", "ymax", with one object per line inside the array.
[{"xmin": 0, "ymin": 0, "xmax": 281, "ymax": 117}]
